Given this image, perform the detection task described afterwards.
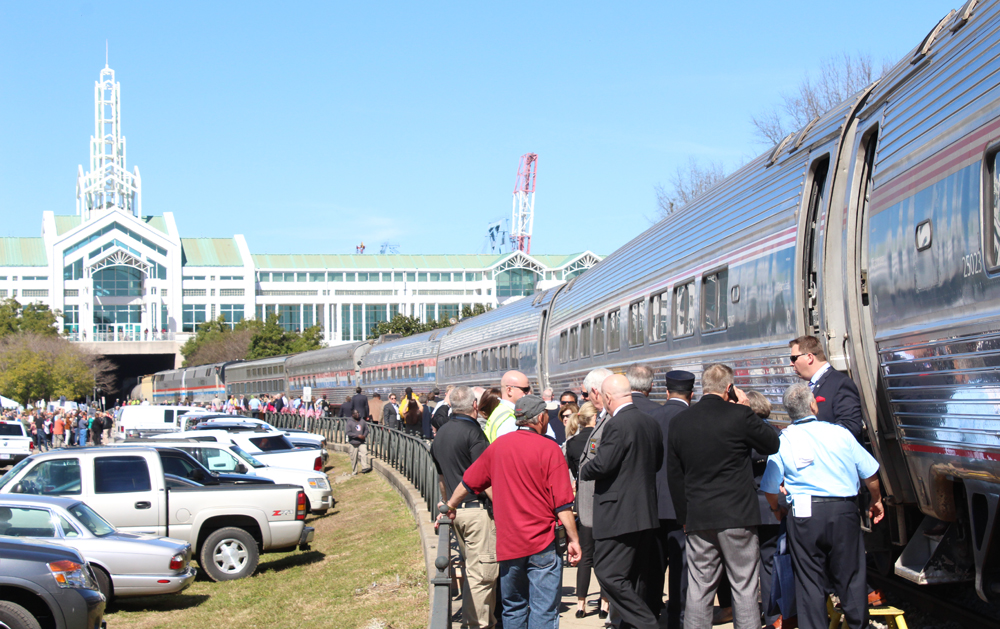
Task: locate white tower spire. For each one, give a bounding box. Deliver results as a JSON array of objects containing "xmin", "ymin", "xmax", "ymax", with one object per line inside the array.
[{"xmin": 76, "ymin": 62, "xmax": 142, "ymax": 221}]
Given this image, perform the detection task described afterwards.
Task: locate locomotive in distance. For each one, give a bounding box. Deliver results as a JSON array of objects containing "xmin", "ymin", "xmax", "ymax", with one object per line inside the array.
[{"xmin": 141, "ymin": 0, "xmax": 1000, "ymax": 603}]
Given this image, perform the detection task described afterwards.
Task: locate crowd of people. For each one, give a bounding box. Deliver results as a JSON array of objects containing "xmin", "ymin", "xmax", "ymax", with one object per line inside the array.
[
  {"xmin": 3, "ymin": 405, "xmax": 115, "ymax": 449},
  {"xmin": 361, "ymin": 334, "xmax": 882, "ymax": 629}
]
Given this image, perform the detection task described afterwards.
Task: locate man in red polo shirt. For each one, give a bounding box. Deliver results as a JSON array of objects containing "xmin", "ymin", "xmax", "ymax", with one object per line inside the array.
[{"xmin": 445, "ymin": 394, "xmax": 581, "ymax": 629}]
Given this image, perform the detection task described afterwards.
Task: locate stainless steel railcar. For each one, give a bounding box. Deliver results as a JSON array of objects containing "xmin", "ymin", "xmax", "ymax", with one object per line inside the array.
[
  {"xmin": 361, "ymin": 330, "xmax": 443, "ymax": 400},
  {"xmin": 223, "ymin": 356, "xmax": 289, "ymax": 400},
  {"xmin": 436, "ymin": 289, "xmax": 558, "ymax": 393},
  {"xmin": 284, "ymin": 341, "xmax": 372, "ymax": 408},
  {"xmin": 152, "ymin": 361, "xmax": 234, "ymax": 404}
]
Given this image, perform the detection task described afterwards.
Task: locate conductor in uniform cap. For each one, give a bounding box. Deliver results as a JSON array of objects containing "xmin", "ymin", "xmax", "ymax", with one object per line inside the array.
[{"xmin": 653, "ymin": 370, "xmax": 696, "ymax": 629}]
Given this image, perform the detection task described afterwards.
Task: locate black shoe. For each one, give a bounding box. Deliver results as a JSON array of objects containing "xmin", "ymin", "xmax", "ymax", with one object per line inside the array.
[
  {"xmin": 575, "ymin": 610, "xmax": 586, "ymax": 619},
  {"xmin": 361, "ymin": 468, "xmax": 373, "ymax": 474},
  {"xmin": 598, "ymin": 609, "xmax": 608, "ymax": 620}
]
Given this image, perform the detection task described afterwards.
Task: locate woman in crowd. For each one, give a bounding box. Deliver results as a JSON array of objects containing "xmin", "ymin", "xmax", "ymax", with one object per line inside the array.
[
  {"xmin": 477, "ymin": 387, "xmax": 502, "ymax": 430},
  {"xmin": 563, "ymin": 401, "xmax": 608, "ymax": 619}
]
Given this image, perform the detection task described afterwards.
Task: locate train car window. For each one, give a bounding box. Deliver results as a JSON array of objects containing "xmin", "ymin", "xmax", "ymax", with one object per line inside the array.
[
  {"xmin": 581, "ymin": 321, "xmax": 591, "ymax": 357},
  {"xmin": 481, "ymin": 350, "xmax": 489, "ymax": 371},
  {"xmin": 650, "ymin": 291, "xmax": 669, "ymax": 343},
  {"xmin": 500, "ymin": 346, "xmax": 509, "ymax": 370},
  {"xmin": 465, "ymin": 353, "xmax": 472, "ymax": 374},
  {"xmin": 559, "ymin": 331, "xmax": 568, "ymax": 363},
  {"xmin": 510, "ymin": 344, "xmax": 519, "ymax": 369},
  {"xmin": 593, "ymin": 316, "xmax": 605, "ymax": 356},
  {"xmin": 987, "ymin": 150, "xmax": 1000, "ymax": 269},
  {"xmin": 419, "ymin": 364, "xmax": 425, "ymax": 378},
  {"xmin": 608, "ymin": 309, "xmax": 621, "ymax": 353},
  {"xmin": 628, "ymin": 301, "xmax": 645, "ymax": 347},
  {"xmin": 490, "ymin": 347, "xmax": 497, "ymax": 370},
  {"xmin": 673, "ymin": 281, "xmax": 696, "ymax": 338},
  {"xmin": 570, "ymin": 326, "xmax": 579, "ymax": 360},
  {"xmin": 702, "ymin": 269, "xmax": 728, "ymax": 332}
]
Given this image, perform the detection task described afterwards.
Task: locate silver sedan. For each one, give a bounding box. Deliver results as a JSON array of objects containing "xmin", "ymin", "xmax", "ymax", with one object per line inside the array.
[{"xmin": 0, "ymin": 494, "xmax": 196, "ymax": 601}]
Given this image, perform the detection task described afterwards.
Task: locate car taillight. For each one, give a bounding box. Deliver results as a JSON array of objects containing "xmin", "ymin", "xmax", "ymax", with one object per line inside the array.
[
  {"xmin": 296, "ymin": 490, "xmax": 307, "ymax": 520},
  {"xmin": 169, "ymin": 554, "xmax": 184, "ymax": 570},
  {"xmin": 28, "ymin": 441, "xmax": 33, "ymax": 451},
  {"xmin": 313, "ymin": 456, "xmax": 322, "ymax": 471}
]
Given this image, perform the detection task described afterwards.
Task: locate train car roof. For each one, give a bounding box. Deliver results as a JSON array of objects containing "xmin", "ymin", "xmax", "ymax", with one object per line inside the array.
[
  {"xmin": 438, "ymin": 287, "xmax": 559, "ymax": 356},
  {"xmin": 285, "ymin": 341, "xmax": 371, "ymax": 369}
]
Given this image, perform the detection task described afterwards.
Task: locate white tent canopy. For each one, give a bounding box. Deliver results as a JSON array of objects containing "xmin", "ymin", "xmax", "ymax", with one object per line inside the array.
[{"xmin": 0, "ymin": 395, "xmax": 22, "ymax": 410}]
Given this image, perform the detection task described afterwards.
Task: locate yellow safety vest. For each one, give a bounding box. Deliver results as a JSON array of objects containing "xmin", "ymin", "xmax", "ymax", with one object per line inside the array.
[{"xmin": 484, "ymin": 403, "xmax": 514, "ymax": 442}]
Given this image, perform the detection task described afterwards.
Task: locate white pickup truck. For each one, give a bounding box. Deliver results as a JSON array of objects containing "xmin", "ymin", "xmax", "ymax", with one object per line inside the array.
[
  {"xmin": 0, "ymin": 420, "xmax": 34, "ymax": 466},
  {"xmin": 0, "ymin": 446, "xmax": 315, "ymax": 582}
]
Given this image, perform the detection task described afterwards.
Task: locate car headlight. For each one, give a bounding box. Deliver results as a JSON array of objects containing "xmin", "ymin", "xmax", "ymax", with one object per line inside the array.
[
  {"xmin": 308, "ymin": 477, "xmax": 330, "ymax": 490},
  {"xmin": 48, "ymin": 560, "xmax": 96, "ymax": 590}
]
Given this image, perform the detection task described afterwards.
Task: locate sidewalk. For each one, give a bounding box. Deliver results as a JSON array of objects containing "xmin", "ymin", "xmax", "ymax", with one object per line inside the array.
[{"xmin": 556, "ymin": 564, "xmax": 735, "ymax": 629}]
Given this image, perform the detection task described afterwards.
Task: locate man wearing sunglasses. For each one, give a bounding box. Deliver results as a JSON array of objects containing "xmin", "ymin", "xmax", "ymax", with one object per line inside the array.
[
  {"xmin": 788, "ymin": 335, "xmax": 863, "ymax": 439},
  {"xmin": 485, "ymin": 371, "xmax": 557, "ymax": 442}
]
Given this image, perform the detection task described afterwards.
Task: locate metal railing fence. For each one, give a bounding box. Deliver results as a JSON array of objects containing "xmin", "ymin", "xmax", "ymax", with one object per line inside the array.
[{"xmin": 261, "ymin": 412, "xmax": 453, "ymax": 627}]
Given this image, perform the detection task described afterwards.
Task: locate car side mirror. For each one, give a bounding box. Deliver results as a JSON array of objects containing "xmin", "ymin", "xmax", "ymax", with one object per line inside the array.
[
  {"xmin": 10, "ymin": 482, "xmax": 22, "ymax": 494},
  {"xmin": 188, "ymin": 468, "xmax": 205, "ymax": 481},
  {"xmin": 235, "ymin": 463, "xmax": 247, "ymax": 474}
]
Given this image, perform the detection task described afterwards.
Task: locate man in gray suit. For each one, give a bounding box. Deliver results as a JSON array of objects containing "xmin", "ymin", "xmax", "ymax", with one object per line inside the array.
[{"xmin": 575, "ymin": 367, "xmax": 613, "ymax": 534}]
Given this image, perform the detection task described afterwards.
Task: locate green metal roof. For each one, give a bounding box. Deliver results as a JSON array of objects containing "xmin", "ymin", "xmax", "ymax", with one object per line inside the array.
[
  {"xmin": 0, "ymin": 238, "xmax": 47, "ymax": 267},
  {"xmin": 53, "ymin": 215, "xmax": 169, "ymax": 236},
  {"xmin": 181, "ymin": 238, "xmax": 244, "ymax": 267},
  {"xmin": 533, "ymin": 254, "xmax": 594, "ymax": 268}
]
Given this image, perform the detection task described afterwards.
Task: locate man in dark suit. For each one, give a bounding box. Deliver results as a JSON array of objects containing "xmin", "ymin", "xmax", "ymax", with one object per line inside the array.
[
  {"xmin": 340, "ymin": 395, "xmax": 354, "ymax": 418},
  {"xmin": 626, "ymin": 363, "xmax": 666, "ymax": 421},
  {"xmin": 789, "ymin": 335, "xmax": 863, "ymax": 439},
  {"xmin": 350, "ymin": 387, "xmax": 370, "ymax": 421},
  {"xmin": 667, "ymin": 363, "xmax": 779, "ymax": 629},
  {"xmin": 580, "ymin": 374, "xmax": 663, "ymax": 629},
  {"xmin": 653, "ymin": 370, "xmax": 695, "ymax": 629}
]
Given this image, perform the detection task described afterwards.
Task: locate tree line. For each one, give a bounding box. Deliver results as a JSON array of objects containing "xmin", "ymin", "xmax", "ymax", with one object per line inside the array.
[{"xmin": 0, "ymin": 299, "xmax": 114, "ymax": 406}]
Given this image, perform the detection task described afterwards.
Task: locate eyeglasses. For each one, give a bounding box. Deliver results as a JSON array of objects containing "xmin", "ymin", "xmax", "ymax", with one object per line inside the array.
[
  {"xmin": 507, "ymin": 385, "xmax": 531, "ymax": 394},
  {"xmin": 790, "ymin": 353, "xmax": 809, "ymax": 364},
  {"xmin": 561, "ymin": 413, "xmax": 572, "ymax": 419}
]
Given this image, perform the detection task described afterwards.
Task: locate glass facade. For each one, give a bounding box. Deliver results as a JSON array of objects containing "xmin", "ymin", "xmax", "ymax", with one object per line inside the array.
[
  {"xmin": 496, "ymin": 268, "xmax": 537, "ymax": 298},
  {"xmin": 220, "ymin": 304, "xmax": 244, "ymax": 328},
  {"xmin": 182, "ymin": 304, "xmax": 206, "ymax": 332},
  {"xmin": 278, "ymin": 304, "xmax": 301, "ymax": 332},
  {"xmin": 63, "ymin": 305, "xmax": 79, "ymax": 334},
  {"xmin": 364, "ymin": 304, "xmax": 387, "ymax": 338},
  {"xmin": 93, "ymin": 266, "xmax": 142, "ymax": 297}
]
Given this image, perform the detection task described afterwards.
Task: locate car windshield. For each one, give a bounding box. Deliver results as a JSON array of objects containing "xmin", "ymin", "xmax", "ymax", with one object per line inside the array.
[
  {"xmin": 0, "ymin": 424, "xmax": 24, "ymax": 436},
  {"xmin": 0, "ymin": 458, "xmax": 33, "ymax": 491},
  {"xmin": 68, "ymin": 502, "xmax": 115, "ymax": 537},
  {"xmin": 247, "ymin": 435, "xmax": 294, "ymax": 451},
  {"xmin": 231, "ymin": 446, "xmax": 266, "ymax": 468}
]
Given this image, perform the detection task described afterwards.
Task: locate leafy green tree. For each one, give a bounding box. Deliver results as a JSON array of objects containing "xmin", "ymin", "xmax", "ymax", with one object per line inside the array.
[
  {"xmin": 0, "ymin": 299, "xmax": 60, "ymax": 339},
  {"xmin": 181, "ymin": 316, "xmax": 263, "ymax": 367},
  {"xmin": 0, "ymin": 332, "xmax": 109, "ymax": 406},
  {"xmin": 246, "ymin": 315, "xmax": 323, "ymax": 360},
  {"xmin": 368, "ymin": 305, "xmax": 493, "ymax": 340}
]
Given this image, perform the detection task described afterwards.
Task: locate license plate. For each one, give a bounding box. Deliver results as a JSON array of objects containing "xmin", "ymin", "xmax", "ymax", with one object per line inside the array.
[{"xmin": 0, "ymin": 454, "xmax": 10, "ymax": 460}]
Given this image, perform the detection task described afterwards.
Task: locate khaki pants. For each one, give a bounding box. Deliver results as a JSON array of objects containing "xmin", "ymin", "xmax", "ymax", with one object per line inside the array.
[
  {"xmin": 52, "ymin": 434, "xmax": 64, "ymax": 448},
  {"xmin": 453, "ymin": 506, "xmax": 498, "ymax": 629},
  {"xmin": 349, "ymin": 442, "xmax": 368, "ymax": 473}
]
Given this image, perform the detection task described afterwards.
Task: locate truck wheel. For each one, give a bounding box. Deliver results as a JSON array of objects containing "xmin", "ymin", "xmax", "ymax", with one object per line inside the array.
[
  {"xmin": 93, "ymin": 566, "xmax": 113, "ymax": 602},
  {"xmin": 0, "ymin": 601, "xmax": 42, "ymax": 629},
  {"xmin": 200, "ymin": 527, "xmax": 259, "ymax": 581}
]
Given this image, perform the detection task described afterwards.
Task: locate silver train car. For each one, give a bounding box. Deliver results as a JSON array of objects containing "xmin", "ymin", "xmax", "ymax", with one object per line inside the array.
[
  {"xmin": 139, "ymin": 0, "xmax": 1000, "ymax": 600},
  {"xmin": 436, "ymin": 289, "xmax": 558, "ymax": 392},
  {"xmin": 284, "ymin": 341, "xmax": 372, "ymax": 407},
  {"xmin": 362, "ymin": 330, "xmax": 443, "ymax": 400},
  {"xmin": 223, "ymin": 356, "xmax": 289, "ymax": 399},
  {"xmin": 152, "ymin": 361, "xmax": 234, "ymax": 404}
]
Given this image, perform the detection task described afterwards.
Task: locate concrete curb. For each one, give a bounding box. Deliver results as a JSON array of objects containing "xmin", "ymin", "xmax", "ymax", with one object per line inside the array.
[{"xmin": 329, "ymin": 443, "xmax": 440, "ymax": 589}]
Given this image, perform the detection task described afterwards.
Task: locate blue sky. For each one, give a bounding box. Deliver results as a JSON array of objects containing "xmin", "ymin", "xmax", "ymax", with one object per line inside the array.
[{"xmin": 0, "ymin": 1, "xmax": 955, "ymax": 257}]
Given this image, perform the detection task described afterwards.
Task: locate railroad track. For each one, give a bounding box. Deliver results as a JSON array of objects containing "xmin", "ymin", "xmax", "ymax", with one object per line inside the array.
[{"xmin": 866, "ymin": 571, "xmax": 1000, "ymax": 629}]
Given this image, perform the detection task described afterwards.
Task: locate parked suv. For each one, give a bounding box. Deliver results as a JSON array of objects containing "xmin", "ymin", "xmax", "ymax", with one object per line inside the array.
[{"xmin": 0, "ymin": 535, "xmax": 105, "ymax": 629}]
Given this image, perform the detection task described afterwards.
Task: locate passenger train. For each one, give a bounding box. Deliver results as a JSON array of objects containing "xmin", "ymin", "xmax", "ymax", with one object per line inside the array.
[{"xmin": 142, "ymin": 1, "xmax": 1000, "ymax": 601}]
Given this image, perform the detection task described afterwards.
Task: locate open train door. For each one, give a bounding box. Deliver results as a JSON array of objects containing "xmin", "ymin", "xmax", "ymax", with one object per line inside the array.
[{"xmin": 840, "ymin": 114, "xmax": 918, "ymax": 550}]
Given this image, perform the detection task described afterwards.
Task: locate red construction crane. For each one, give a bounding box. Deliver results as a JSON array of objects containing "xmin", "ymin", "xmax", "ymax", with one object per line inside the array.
[{"xmin": 511, "ymin": 153, "xmax": 538, "ymax": 254}]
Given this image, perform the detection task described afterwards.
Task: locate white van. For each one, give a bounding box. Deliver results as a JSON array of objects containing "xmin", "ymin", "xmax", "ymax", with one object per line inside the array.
[{"xmin": 114, "ymin": 405, "xmax": 210, "ymax": 440}]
